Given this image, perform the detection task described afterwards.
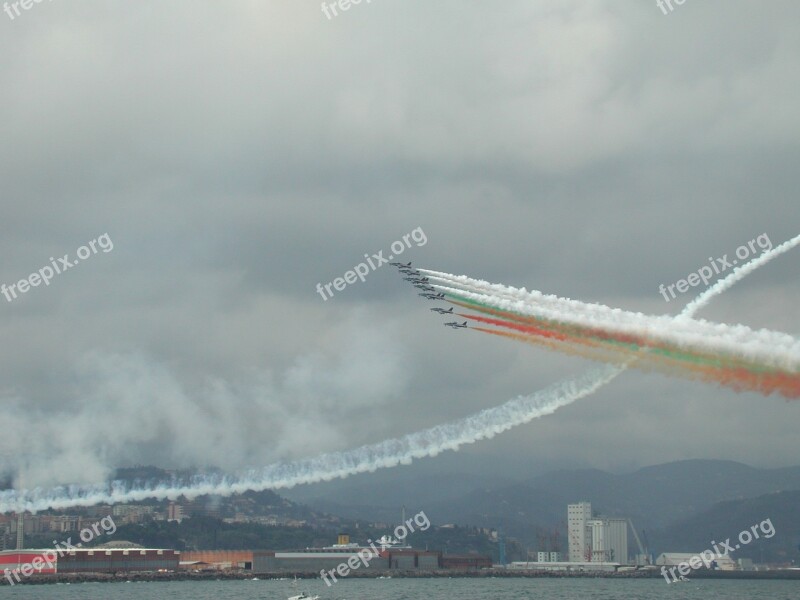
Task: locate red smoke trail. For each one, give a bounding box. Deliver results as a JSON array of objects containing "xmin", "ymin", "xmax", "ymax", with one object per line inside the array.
[
  {"xmin": 469, "ymin": 313, "xmax": 800, "ymax": 398},
  {"xmin": 475, "ymin": 326, "xmax": 800, "ymax": 397},
  {"xmin": 471, "ymin": 327, "xmax": 636, "ymax": 364},
  {"xmin": 454, "ymin": 294, "xmax": 788, "ymax": 373},
  {"xmin": 452, "ymin": 298, "xmax": 769, "ymax": 374}
]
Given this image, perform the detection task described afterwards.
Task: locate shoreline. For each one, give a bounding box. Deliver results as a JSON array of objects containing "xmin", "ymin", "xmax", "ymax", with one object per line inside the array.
[{"xmin": 4, "ymin": 568, "xmax": 800, "ymax": 586}]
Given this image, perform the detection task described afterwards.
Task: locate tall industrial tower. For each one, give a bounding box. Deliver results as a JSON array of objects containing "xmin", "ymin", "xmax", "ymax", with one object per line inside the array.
[
  {"xmin": 567, "ymin": 502, "xmax": 592, "ymax": 562},
  {"xmin": 16, "ymin": 513, "xmax": 24, "ymax": 550}
]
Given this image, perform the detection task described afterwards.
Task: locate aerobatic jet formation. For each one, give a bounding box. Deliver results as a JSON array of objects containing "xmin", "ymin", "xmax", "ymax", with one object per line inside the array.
[{"xmin": 396, "ymin": 266, "xmax": 463, "ymax": 329}]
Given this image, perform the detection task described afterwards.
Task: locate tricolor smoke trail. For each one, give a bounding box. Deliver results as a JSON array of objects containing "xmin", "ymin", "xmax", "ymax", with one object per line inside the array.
[
  {"xmin": 0, "ymin": 235, "xmax": 796, "ymax": 513},
  {"xmin": 418, "ymin": 241, "xmax": 800, "ymax": 399}
]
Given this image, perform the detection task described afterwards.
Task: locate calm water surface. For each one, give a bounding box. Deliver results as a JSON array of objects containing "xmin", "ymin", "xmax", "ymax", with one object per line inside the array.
[{"xmin": 1, "ymin": 577, "xmax": 799, "ymax": 600}]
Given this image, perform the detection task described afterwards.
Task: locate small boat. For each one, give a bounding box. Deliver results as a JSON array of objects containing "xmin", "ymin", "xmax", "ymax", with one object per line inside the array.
[{"xmin": 287, "ymin": 576, "xmax": 320, "ymax": 600}]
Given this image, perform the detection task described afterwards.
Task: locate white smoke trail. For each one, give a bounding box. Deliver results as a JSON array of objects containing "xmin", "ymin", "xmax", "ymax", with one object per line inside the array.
[
  {"xmin": 682, "ymin": 233, "xmax": 800, "ymax": 317},
  {"xmin": 0, "ymin": 365, "xmax": 623, "ymax": 513},
  {"xmin": 419, "ymin": 268, "xmax": 656, "ymax": 320},
  {"xmin": 0, "ymin": 235, "xmax": 796, "ymax": 513},
  {"xmin": 420, "ymin": 265, "xmax": 800, "ymax": 357},
  {"xmin": 423, "ymin": 279, "xmax": 799, "ymax": 371}
]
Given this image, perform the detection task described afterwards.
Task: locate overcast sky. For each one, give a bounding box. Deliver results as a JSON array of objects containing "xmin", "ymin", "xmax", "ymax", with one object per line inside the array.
[{"xmin": 1, "ymin": 0, "xmax": 799, "ymax": 491}]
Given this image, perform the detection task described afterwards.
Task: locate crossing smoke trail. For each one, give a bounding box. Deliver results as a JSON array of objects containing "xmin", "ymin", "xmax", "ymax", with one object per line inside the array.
[
  {"xmin": 0, "ymin": 365, "xmax": 623, "ymax": 513},
  {"xmin": 1, "ymin": 235, "xmax": 797, "ymax": 513},
  {"xmin": 442, "ymin": 292, "xmax": 800, "ymax": 396},
  {"xmin": 683, "ymin": 233, "xmax": 800, "ymax": 317},
  {"xmin": 416, "ymin": 237, "xmax": 800, "ymax": 398},
  {"xmin": 420, "ymin": 279, "xmax": 799, "ymax": 371}
]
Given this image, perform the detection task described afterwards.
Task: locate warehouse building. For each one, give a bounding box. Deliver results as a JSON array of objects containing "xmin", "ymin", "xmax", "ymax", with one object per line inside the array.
[
  {"xmin": 508, "ymin": 560, "xmax": 620, "ymax": 572},
  {"xmin": 254, "ymin": 548, "xmax": 389, "ymax": 573},
  {"xmin": 1, "ymin": 550, "xmax": 57, "ymax": 580},
  {"xmin": 179, "ymin": 550, "xmax": 253, "ymax": 570},
  {"xmin": 386, "ymin": 549, "xmax": 442, "ymax": 570},
  {"xmin": 251, "ymin": 533, "xmax": 486, "ymax": 574},
  {"xmin": 253, "ymin": 548, "xmax": 458, "ymax": 573},
  {"xmin": 656, "ymin": 552, "xmax": 737, "ymax": 571},
  {"xmin": 1, "ymin": 542, "xmax": 179, "ymax": 579},
  {"xmin": 440, "ymin": 554, "xmax": 492, "ymax": 570},
  {"xmin": 57, "ymin": 547, "xmax": 179, "ymax": 573}
]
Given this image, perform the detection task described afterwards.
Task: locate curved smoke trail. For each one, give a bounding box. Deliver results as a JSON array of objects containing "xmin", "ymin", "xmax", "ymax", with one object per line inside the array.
[
  {"xmin": 0, "ymin": 364, "xmax": 624, "ymax": 513},
  {"xmin": 1, "ymin": 234, "xmax": 797, "ymax": 513},
  {"xmin": 682, "ymin": 233, "xmax": 800, "ymax": 317}
]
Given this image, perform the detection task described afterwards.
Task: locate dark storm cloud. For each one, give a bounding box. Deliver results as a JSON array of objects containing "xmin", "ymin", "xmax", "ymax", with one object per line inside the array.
[{"xmin": 0, "ymin": 0, "xmax": 798, "ymax": 488}]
